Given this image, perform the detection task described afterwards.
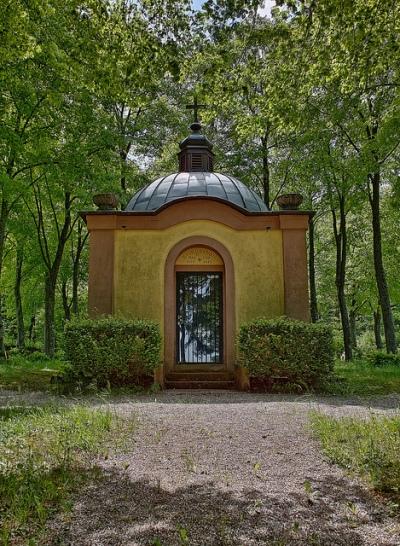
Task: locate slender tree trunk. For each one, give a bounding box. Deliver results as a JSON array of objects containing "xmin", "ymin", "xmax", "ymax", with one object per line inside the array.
[
  {"xmin": 369, "ymin": 171, "xmax": 397, "ymax": 352},
  {"xmin": 308, "ymin": 216, "xmax": 319, "ymax": 322},
  {"xmin": 0, "ymin": 199, "xmax": 9, "ymax": 357},
  {"xmin": 72, "ymin": 263, "xmax": 79, "ymax": 315},
  {"xmin": 61, "ymin": 280, "xmax": 71, "ymax": 321},
  {"xmin": 44, "ymin": 274, "xmax": 57, "ymax": 357},
  {"xmin": 373, "ymin": 306, "xmax": 383, "ymax": 350},
  {"xmin": 0, "ymin": 296, "xmax": 6, "ymax": 358},
  {"xmin": 261, "ymin": 134, "xmax": 270, "ymax": 208},
  {"xmin": 42, "ymin": 192, "xmax": 72, "ymax": 357},
  {"xmin": 14, "ymin": 245, "xmax": 25, "ymax": 350},
  {"xmin": 332, "ymin": 197, "xmax": 352, "ymax": 361},
  {"xmin": 337, "ymin": 289, "xmax": 352, "ymax": 361},
  {"xmin": 71, "ymin": 227, "xmax": 86, "ymax": 315},
  {"xmin": 28, "ymin": 315, "xmax": 36, "ymax": 341},
  {"xmin": 119, "ymin": 148, "xmax": 128, "ymax": 193},
  {"xmin": 349, "ymin": 308, "xmax": 357, "ymax": 349}
]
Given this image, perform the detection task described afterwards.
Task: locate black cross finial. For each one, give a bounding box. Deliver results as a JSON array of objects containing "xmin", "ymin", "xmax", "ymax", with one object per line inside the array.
[{"xmin": 186, "ymin": 95, "xmax": 206, "ymax": 123}]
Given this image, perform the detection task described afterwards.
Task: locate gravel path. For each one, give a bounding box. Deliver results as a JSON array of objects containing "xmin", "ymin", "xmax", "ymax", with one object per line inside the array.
[{"xmin": 3, "ymin": 389, "xmax": 400, "ymax": 545}]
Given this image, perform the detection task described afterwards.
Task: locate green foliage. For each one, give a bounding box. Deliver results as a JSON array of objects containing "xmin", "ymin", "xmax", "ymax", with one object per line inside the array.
[
  {"xmin": 64, "ymin": 317, "xmax": 161, "ymax": 389},
  {"xmin": 368, "ymin": 351, "xmax": 400, "ymax": 368},
  {"xmin": 237, "ymin": 317, "xmax": 334, "ymax": 388},
  {"xmin": 0, "ymin": 405, "xmax": 116, "ymax": 544},
  {"xmin": 0, "ymin": 0, "xmax": 192, "ymax": 358},
  {"xmin": 311, "ymin": 411, "xmax": 400, "ymax": 502},
  {"xmin": 0, "ymin": 354, "xmax": 65, "ymax": 391},
  {"xmin": 325, "ymin": 358, "xmax": 400, "ymax": 396},
  {"xmin": 0, "ymin": 0, "xmax": 399, "ymax": 361}
]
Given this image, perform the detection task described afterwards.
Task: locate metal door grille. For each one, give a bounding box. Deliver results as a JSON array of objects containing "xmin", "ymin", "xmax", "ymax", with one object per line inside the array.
[{"xmin": 176, "ymin": 272, "xmax": 223, "ymax": 364}]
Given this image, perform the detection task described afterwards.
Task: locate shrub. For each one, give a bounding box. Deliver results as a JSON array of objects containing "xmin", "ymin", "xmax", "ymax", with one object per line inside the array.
[
  {"xmin": 368, "ymin": 351, "xmax": 400, "ymax": 367},
  {"xmin": 25, "ymin": 351, "xmax": 52, "ymax": 362},
  {"xmin": 237, "ymin": 317, "xmax": 334, "ymax": 389},
  {"xmin": 64, "ymin": 318, "xmax": 161, "ymax": 389}
]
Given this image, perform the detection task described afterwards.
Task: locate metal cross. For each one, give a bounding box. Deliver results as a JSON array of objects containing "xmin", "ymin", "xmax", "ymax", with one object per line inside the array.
[{"xmin": 186, "ymin": 96, "xmax": 206, "ymax": 123}]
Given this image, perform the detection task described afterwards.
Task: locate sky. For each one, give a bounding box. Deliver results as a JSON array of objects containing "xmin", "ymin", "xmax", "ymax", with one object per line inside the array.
[
  {"xmin": 258, "ymin": 0, "xmax": 276, "ymax": 17},
  {"xmin": 191, "ymin": 0, "xmax": 276, "ymax": 18}
]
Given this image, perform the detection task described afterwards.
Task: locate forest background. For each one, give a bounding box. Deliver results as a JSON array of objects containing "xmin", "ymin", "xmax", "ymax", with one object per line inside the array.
[{"xmin": 0, "ymin": 0, "xmax": 399, "ymax": 359}]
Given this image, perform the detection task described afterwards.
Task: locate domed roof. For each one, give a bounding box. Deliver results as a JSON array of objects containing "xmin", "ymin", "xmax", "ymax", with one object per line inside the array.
[
  {"xmin": 126, "ymin": 103, "xmax": 269, "ymax": 214},
  {"xmin": 125, "ymin": 172, "xmax": 269, "ymax": 213}
]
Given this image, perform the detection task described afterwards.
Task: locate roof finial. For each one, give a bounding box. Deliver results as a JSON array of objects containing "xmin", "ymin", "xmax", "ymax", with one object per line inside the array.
[
  {"xmin": 186, "ymin": 95, "xmax": 206, "ymax": 124},
  {"xmin": 179, "ymin": 96, "xmax": 214, "ymax": 172}
]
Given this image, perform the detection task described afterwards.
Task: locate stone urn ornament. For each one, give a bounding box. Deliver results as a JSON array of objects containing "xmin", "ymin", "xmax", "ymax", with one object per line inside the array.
[
  {"xmin": 276, "ymin": 193, "xmax": 303, "ymax": 211},
  {"xmin": 93, "ymin": 193, "xmax": 118, "ymax": 211}
]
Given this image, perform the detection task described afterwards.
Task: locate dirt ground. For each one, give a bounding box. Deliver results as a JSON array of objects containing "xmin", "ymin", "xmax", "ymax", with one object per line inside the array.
[{"xmin": 3, "ymin": 389, "xmax": 400, "ymax": 545}]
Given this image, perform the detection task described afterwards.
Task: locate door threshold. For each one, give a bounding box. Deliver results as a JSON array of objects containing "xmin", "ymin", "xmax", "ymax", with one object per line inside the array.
[{"xmin": 172, "ymin": 365, "xmax": 226, "ymax": 372}]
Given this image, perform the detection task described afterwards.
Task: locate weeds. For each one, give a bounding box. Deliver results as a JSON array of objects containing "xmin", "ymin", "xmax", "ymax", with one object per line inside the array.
[
  {"xmin": 177, "ymin": 525, "xmax": 189, "ymax": 544},
  {"xmin": 0, "ymin": 404, "xmax": 131, "ymax": 545},
  {"xmin": 310, "ymin": 411, "xmax": 400, "ymax": 504},
  {"xmin": 181, "ymin": 448, "xmax": 197, "ymax": 473}
]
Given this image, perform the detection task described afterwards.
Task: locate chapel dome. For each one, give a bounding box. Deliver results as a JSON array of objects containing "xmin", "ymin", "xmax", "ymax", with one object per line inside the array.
[
  {"xmin": 125, "ymin": 172, "xmax": 269, "ymax": 213},
  {"xmin": 125, "ymin": 102, "xmax": 268, "ymax": 213}
]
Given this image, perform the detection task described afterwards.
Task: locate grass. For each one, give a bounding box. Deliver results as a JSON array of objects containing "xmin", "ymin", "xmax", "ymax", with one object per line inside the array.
[
  {"xmin": 311, "ymin": 411, "xmax": 400, "ymax": 505},
  {"xmin": 0, "ymin": 404, "xmax": 135, "ymax": 545},
  {"xmin": 323, "ymin": 358, "xmax": 400, "ymax": 396},
  {"xmin": 0, "ymin": 354, "xmax": 65, "ymax": 391}
]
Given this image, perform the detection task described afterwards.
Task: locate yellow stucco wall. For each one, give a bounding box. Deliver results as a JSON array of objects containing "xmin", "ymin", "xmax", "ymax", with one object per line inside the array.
[{"xmin": 113, "ymin": 220, "xmax": 284, "ymax": 337}]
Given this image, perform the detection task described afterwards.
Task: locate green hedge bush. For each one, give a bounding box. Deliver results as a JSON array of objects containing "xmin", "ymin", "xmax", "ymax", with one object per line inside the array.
[
  {"xmin": 238, "ymin": 317, "xmax": 334, "ymax": 389},
  {"xmin": 64, "ymin": 318, "xmax": 161, "ymax": 389}
]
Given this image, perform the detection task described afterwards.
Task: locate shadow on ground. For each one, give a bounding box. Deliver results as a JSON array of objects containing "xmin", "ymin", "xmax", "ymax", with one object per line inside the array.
[
  {"xmin": 2, "ymin": 389, "xmax": 400, "ymax": 412},
  {"xmin": 84, "ymin": 391, "xmax": 400, "ymax": 412},
  {"xmin": 45, "ymin": 469, "xmax": 397, "ymax": 546}
]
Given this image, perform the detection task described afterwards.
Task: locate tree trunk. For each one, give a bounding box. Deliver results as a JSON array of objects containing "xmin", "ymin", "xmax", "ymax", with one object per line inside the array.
[
  {"xmin": 0, "ymin": 199, "xmax": 9, "ymax": 357},
  {"xmin": 349, "ymin": 308, "xmax": 357, "ymax": 349},
  {"xmin": 0, "ymin": 296, "xmax": 6, "ymax": 359},
  {"xmin": 71, "ymin": 226, "xmax": 86, "ymax": 315},
  {"xmin": 44, "ymin": 274, "xmax": 56, "ymax": 357},
  {"xmin": 28, "ymin": 315, "xmax": 36, "ymax": 342},
  {"xmin": 337, "ymin": 288, "xmax": 352, "ymax": 361},
  {"xmin": 14, "ymin": 245, "xmax": 25, "ymax": 350},
  {"xmin": 72, "ymin": 263, "xmax": 79, "ymax": 315},
  {"xmin": 369, "ymin": 171, "xmax": 397, "ymax": 352},
  {"xmin": 120, "ymin": 148, "xmax": 127, "ymax": 193},
  {"xmin": 332, "ymin": 197, "xmax": 352, "ymax": 361},
  {"xmin": 373, "ymin": 306, "xmax": 383, "ymax": 350},
  {"xmin": 61, "ymin": 280, "xmax": 71, "ymax": 321},
  {"xmin": 261, "ymin": 134, "xmax": 270, "ymax": 208},
  {"xmin": 41, "ymin": 192, "xmax": 72, "ymax": 357},
  {"xmin": 308, "ymin": 216, "xmax": 319, "ymax": 322}
]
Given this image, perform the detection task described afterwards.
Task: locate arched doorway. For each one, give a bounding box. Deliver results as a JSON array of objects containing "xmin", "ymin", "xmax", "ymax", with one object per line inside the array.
[
  {"xmin": 176, "ymin": 247, "xmax": 224, "ymax": 365},
  {"xmin": 164, "ymin": 237, "xmax": 235, "ymax": 373}
]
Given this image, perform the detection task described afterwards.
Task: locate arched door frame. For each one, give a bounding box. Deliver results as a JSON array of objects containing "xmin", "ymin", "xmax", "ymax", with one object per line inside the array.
[{"xmin": 164, "ymin": 236, "xmax": 235, "ymax": 373}]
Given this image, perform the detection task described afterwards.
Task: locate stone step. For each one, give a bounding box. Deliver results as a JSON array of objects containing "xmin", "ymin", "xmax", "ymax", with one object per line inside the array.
[
  {"xmin": 166, "ymin": 371, "xmax": 234, "ymax": 382},
  {"xmin": 165, "ymin": 379, "xmax": 236, "ymax": 390}
]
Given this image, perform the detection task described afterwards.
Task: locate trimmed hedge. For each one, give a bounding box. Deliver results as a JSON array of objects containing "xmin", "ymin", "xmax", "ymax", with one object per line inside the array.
[
  {"xmin": 238, "ymin": 317, "xmax": 334, "ymax": 389},
  {"xmin": 64, "ymin": 318, "xmax": 161, "ymax": 388}
]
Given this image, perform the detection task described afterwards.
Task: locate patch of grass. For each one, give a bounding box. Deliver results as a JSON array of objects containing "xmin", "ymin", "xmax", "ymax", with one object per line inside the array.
[
  {"xmin": 311, "ymin": 411, "xmax": 400, "ymax": 504},
  {"xmin": 322, "ymin": 358, "xmax": 400, "ymax": 396},
  {"xmin": 181, "ymin": 448, "xmax": 197, "ymax": 473},
  {"xmin": 0, "ymin": 404, "xmax": 133, "ymax": 545},
  {"xmin": 0, "ymin": 354, "xmax": 65, "ymax": 392}
]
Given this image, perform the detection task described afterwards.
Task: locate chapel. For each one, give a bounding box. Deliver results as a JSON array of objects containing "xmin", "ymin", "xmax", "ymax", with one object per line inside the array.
[{"xmin": 83, "ymin": 106, "xmax": 311, "ymax": 389}]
